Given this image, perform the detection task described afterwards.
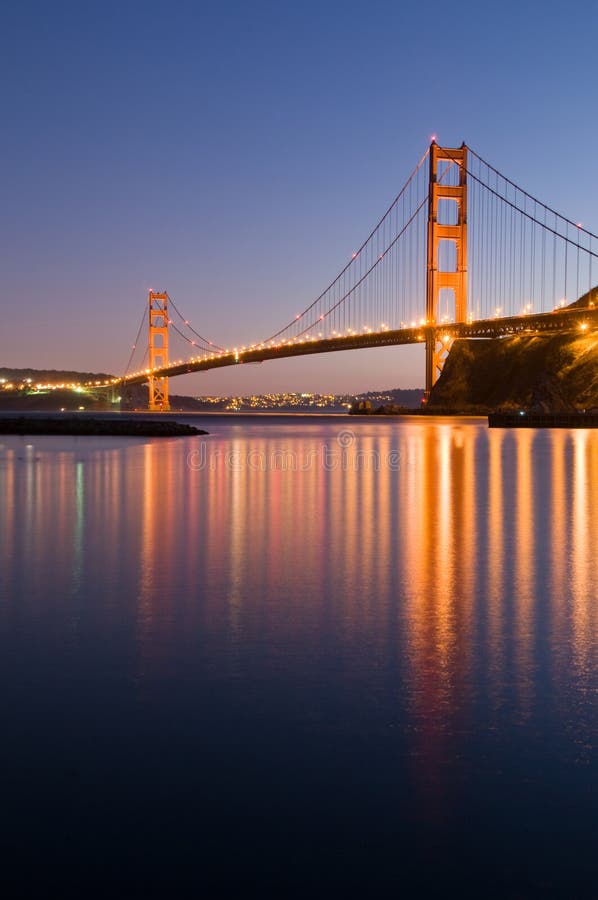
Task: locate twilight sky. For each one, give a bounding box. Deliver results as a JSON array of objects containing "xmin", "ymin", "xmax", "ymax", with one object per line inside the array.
[{"xmin": 2, "ymin": 0, "xmax": 598, "ymax": 394}]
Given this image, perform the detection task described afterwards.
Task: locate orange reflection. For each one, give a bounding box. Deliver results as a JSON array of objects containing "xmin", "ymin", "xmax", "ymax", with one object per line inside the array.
[
  {"xmin": 570, "ymin": 429, "xmax": 596, "ymax": 682},
  {"xmin": 513, "ymin": 429, "xmax": 535, "ymax": 716},
  {"xmin": 548, "ymin": 429, "xmax": 568, "ymax": 670},
  {"xmin": 487, "ymin": 427, "xmax": 505, "ymax": 705}
]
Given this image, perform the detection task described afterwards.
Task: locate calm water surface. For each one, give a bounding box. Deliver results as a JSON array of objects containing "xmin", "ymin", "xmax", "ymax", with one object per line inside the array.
[{"xmin": 1, "ymin": 414, "xmax": 597, "ymax": 896}]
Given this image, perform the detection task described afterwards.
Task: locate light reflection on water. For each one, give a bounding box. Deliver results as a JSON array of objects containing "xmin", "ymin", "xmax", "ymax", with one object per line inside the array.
[{"xmin": 0, "ymin": 416, "xmax": 597, "ymax": 894}]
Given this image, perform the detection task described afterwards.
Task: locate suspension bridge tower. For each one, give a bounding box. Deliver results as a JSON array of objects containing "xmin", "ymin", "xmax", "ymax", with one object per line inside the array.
[
  {"xmin": 425, "ymin": 142, "xmax": 468, "ymax": 398},
  {"xmin": 148, "ymin": 290, "xmax": 170, "ymax": 411}
]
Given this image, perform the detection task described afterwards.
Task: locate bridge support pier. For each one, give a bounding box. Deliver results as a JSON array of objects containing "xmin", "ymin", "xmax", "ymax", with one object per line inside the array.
[
  {"xmin": 148, "ymin": 290, "xmax": 170, "ymax": 411},
  {"xmin": 425, "ymin": 142, "xmax": 468, "ymax": 399}
]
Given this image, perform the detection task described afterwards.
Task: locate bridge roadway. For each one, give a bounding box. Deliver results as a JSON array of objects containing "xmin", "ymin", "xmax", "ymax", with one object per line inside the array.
[{"xmin": 120, "ymin": 305, "xmax": 598, "ymax": 387}]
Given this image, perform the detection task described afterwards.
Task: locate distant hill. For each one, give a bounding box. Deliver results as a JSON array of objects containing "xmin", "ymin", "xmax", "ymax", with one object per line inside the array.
[
  {"xmin": 0, "ymin": 366, "xmax": 115, "ymax": 382},
  {"xmin": 351, "ymin": 388, "xmax": 424, "ymax": 409}
]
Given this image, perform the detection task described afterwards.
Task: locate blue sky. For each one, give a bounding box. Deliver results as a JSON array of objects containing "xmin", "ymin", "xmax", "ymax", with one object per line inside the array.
[{"xmin": 2, "ymin": 0, "xmax": 598, "ymax": 393}]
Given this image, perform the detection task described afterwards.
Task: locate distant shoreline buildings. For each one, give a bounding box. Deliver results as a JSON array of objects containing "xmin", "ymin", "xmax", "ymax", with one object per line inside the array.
[{"xmin": 190, "ymin": 390, "xmax": 424, "ymax": 412}]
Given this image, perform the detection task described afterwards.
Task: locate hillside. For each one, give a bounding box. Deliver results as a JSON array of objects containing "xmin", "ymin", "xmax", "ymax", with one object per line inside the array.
[
  {"xmin": 428, "ymin": 331, "xmax": 598, "ymax": 412},
  {"xmin": 0, "ymin": 366, "xmax": 114, "ymax": 383}
]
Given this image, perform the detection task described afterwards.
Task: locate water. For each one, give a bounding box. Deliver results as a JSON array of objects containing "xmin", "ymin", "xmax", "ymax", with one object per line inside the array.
[{"xmin": 1, "ymin": 414, "xmax": 596, "ymax": 896}]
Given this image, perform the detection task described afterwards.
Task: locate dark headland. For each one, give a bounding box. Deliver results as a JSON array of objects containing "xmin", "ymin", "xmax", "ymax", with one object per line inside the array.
[
  {"xmin": 427, "ymin": 331, "xmax": 598, "ymax": 414},
  {"xmin": 427, "ymin": 289, "xmax": 598, "ymax": 414}
]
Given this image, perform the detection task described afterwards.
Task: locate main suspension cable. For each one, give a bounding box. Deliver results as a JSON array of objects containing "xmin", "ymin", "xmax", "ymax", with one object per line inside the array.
[{"xmin": 261, "ymin": 146, "xmax": 431, "ymax": 344}]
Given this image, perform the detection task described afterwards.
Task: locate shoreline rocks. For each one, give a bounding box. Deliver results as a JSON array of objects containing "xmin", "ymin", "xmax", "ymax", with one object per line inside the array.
[{"xmin": 0, "ymin": 417, "xmax": 208, "ymax": 437}]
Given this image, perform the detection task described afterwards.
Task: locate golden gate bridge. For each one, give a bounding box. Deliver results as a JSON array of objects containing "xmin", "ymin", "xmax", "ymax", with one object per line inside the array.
[{"xmin": 107, "ymin": 141, "xmax": 598, "ymax": 409}]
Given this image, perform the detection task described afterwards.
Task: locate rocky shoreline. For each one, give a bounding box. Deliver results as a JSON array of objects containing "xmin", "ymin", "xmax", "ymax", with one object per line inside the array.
[{"xmin": 0, "ymin": 417, "xmax": 208, "ymax": 437}]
